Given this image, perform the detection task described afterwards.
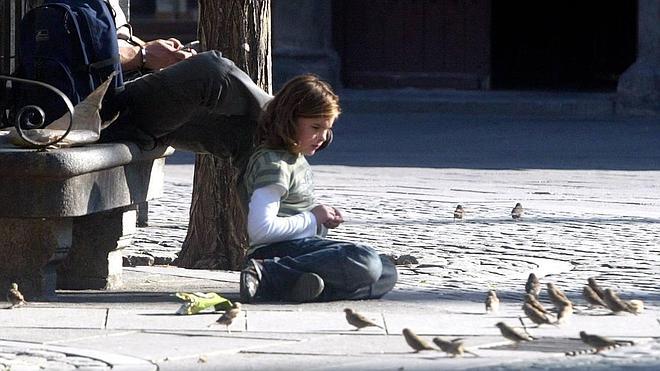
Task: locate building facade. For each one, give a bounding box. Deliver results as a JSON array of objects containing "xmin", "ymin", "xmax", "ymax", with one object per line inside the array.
[
  {"xmin": 2, "ymin": 0, "xmax": 658, "ymax": 115},
  {"xmin": 273, "ymin": 0, "xmax": 658, "ymax": 115}
]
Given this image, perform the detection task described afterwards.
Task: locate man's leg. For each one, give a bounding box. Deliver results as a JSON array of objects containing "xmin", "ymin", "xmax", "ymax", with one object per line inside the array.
[
  {"xmin": 103, "ymin": 51, "xmax": 271, "ymax": 143},
  {"xmin": 159, "ymin": 114, "xmax": 257, "ymax": 157}
]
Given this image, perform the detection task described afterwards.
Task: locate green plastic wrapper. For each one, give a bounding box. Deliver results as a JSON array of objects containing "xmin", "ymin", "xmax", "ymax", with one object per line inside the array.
[{"xmin": 174, "ymin": 292, "xmax": 232, "ymax": 315}]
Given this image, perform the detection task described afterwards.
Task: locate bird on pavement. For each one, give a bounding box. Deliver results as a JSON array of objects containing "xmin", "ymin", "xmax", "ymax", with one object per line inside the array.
[
  {"xmin": 523, "ymin": 303, "xmax": 554, "ymax": 327},
  {"xmin": 525, "ymin": 273, "xmax": 541, "ymax": 298},
  {"xmin": 579, "ymin": 331, "xmax": 618, "ymax": 353},
  {"xmin": 209, "ymin": 302, "xmax": 242, "ymax": 333},
  {"xmin": 453, "ymin": 205, "xmax": 464, "ymax": 220},
  {"xmin": 511, "ymin": 203, "xmax": 524, "ymax": 220},
  {"xmin": 603, "ymin": 288, "xmax": 636, "ymax": 314},
  {"xmin": 485, "ymin": 290, "xmax": 500, "ymax": 313},
  {"xmin": 583, "ymin": 285, "xmax": 608, "ymax": 308},
  {"xmin": 7, "ymin": 283, "xmax": 26, "ymax": 308},
  {"xmin": 402, "ymin": 328, "xmax": 435, "ymax": 352},
  {"xmin": 587, "ymin": 277, "xmax": 606, "ymax": 300},
  {"xmin": 432, "ymin": 337, "xmax": 478, "ymax": 357},
  {"xmin": 495, "ymin": 322, "xmax": 533, "ymax": 345},
  {"xmin": 626, "ymin": 299, "xmax": 644, "ymax": 314},
  {"xmin": 547, "ymin": 282, "xmax": 572, "ymax": 308},
  {"xmin": 524, "ymin": 293, "xmax": 549, "ymax": 314},
  {"xmin": 344, "ymin": 308, "xmax": 383, "ymax": 330},
  {"xmin": 555, "ymin": 301, "xmax": 574, "ymax": 324}
]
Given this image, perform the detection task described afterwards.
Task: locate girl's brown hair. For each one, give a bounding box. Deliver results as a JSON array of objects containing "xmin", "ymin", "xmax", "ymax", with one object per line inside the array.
[{"xmin": 257, "ymin": 74, "xmax": 340, "ymax": 153}]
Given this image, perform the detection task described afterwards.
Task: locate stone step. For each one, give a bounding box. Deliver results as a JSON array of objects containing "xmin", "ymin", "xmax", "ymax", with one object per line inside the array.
[{"xmin": 340, "ymin": 89, "xmax": 617, "ymax": 118}]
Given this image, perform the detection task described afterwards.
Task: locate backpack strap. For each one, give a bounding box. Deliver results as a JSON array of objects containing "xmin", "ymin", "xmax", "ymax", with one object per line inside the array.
[{"xmin": 88, "ymin": 54, "xmax": 121, "ymax": 71}]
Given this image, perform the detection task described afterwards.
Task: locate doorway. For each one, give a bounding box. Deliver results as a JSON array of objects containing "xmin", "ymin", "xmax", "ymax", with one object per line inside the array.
[
  {"xmin": 490, "ymin": 0, "xmax": 637, "ymax": 91},
  {"xmin": 332, "ymin": 0, "xmax": 491, "ymax": 89}
]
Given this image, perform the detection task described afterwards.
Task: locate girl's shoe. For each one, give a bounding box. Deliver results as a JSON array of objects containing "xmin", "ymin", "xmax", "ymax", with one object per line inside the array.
[
  {"xmin": 286, "ymin": 273, "xmax": 324, "ymax": 303},
  {"xmin": 240, "ymin": 259, "xmax": 263, "ymax": 303}
]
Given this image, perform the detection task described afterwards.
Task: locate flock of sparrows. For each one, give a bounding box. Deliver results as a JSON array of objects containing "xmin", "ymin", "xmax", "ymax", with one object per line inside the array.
[
  {"xmin": 486, "ymin": 274, "xmax": 641, "ymax": 354},
  {"xmin": 337, "ymin": 275, "xmax": 643, "ymax": 357},
  {"xmin": 344, "ymin": 308, "xmax": 477, "ymax": 357},
  {"xmin": 6, "ymin": 272, "xmax": 644, "ymax": 357},
  {"xmin": 453, "ymin": 203, "xmax": 524, "ymax": 220}
]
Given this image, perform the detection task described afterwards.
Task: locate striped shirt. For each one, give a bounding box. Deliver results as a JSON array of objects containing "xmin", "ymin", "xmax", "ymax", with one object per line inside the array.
[{"xmin": 245, "ymin": 146, "xmax": 316, "ymax": 218}]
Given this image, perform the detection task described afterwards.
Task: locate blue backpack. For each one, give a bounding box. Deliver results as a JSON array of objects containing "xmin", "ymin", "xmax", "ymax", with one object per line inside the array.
[{"xmin": 11, "ymin": 0, "xmax": 123, "ymax": 126}]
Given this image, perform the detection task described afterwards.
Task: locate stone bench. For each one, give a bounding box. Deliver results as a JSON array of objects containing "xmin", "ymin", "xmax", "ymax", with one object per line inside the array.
[{"xmin": 0, "ymin": 138, "xmax": 174, "ymax": 298}]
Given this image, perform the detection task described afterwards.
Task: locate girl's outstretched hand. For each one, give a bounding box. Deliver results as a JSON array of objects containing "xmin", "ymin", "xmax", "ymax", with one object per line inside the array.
[
  {"xmin": 324, "ymin": 207, "xmax": 344, "ymax": 229},
  {"xmin": 312, "ymin": 205, "xmax": 344, "ymax": 229}
]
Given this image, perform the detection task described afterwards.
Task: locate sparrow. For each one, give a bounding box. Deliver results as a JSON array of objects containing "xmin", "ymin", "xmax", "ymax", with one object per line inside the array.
[
  {"xmin": 402, "ymin": 328, "xmax": 435, "ymax": 352},
  {"xmin": 555, "ymin": 301, "xmax": 574, "ymax": 324},
  {"xmin": 582, "ymin": 285, "xmax": 607, "ymax": 308},
  {"xmin": 453, "ymin": 205, "xmax": 464, "ymax": 220},
  {"xmin": 495, "ymin": 322, "xmax": 532, "ymax": 345},
  {"xmin": 522, "ymin": 303, "xmax": 554, "ymax": 327},
  {"xmin": 525, "ymin": 273, "xmax": 541, "ymax": 298},
  {"xmin": 579, "ymin": 331, "xmax": 617, "ymax": 353},
  {"xmin": 626, "ymin": 299, "xmax": 644, "ymax": 314},
  {"xmin": 511, "ymin": 203, "xmax": 523, "ymax": 220},
  {"xmin": 344, "ymin": 308, "xmax": 383, "ymax": 330},
  {"xmin": 395, "ymin": 254, "xmax": 419, "ymax": 265},
  {"xmin": 603, "ymin": 288, "xmax": 635, "ymax": 314},
  {"xmin": 524, "ymin": 293, "xmax": 549, "ymax": 314},
  {"xmin": 587, "ymin": 277, "xmax": 606, "ymax": 300},
  {"xmin": 432, "ymin": 337, "xmax": 478, "ymax": 358},
  {"xmin": 7, "ymin": 283, "xmax": 26, "ymax": 308},
  {"xmin": 485, "ymin": 290, "xmax": 500, "ymax": 313},
  {"xmin": 209, "ymin": 302, "xmax": 242, "ymax": 333},
  {"xmin": 546, "ymin": 282, "xmax": 572, "ymax": 308}
]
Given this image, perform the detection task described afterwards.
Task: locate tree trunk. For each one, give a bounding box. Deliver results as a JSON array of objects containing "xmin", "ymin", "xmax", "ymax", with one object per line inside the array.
[{"xmin": 176, "ymin": 0, "xmax": 271, "ymax": 270}]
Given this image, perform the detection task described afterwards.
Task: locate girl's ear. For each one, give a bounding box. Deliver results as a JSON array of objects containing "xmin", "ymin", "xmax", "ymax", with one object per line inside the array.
[{"xmin": 317, "ymin": 129, "xmax": 333, "ymax": 151}]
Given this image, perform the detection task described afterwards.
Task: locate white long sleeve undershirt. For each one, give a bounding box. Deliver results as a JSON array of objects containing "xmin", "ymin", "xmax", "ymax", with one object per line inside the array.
[{"xmin": 247, "ymin": 184, "xmax": 317, "ymax": 246}]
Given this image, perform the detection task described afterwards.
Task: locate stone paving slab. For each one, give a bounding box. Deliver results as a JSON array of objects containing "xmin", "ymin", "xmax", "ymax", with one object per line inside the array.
[
  {"xmin": 0, "ymin": 307, "xmax": 106, "ymax": 329},
  {"xmin": 0, "ymin": 340, "xmax": 155, "ymax": 371},
  {"xmin": 106, "ymin": 309, "xmax": 245, "ymax": 332},
  {"xmin": 1, "ymin": 268, "xmax": 659, "ymax": 370},
  {"xmin": 58, "ymin": 331, "xmax": 290, "ymax": 365},
  {"xmin": 246, "ymin": 310, "xmax": 386, "ymax": 334}
]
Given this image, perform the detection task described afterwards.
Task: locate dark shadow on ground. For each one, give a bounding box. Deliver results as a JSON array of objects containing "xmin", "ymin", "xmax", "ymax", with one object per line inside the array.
[{"xmin": 310, "ymin": 113, "xmax": 660, "ymax": 170}]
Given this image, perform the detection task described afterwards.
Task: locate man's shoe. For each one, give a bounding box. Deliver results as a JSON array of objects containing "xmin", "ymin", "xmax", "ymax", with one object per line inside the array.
[
  {"xmin": 240, "ymin": 259, "xmax": 263, "ymax": 303},
  {"xmin": 286, "ymin": 272, "xmax": 324, "ymax": 303}
]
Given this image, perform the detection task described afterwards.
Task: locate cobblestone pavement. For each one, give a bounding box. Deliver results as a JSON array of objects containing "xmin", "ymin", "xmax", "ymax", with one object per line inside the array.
[
  {"xmin": 128, "ymin": 164, "xmax": 660, "ymax": 304},
  {"xmin": 0, "ymin": 344, "xmax": 110, "ymax": 370}
]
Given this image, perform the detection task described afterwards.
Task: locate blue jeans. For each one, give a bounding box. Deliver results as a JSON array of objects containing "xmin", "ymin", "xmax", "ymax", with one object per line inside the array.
[{"xmin": 247, "ymin": 237, "xmax": 398, "ymax": 301}]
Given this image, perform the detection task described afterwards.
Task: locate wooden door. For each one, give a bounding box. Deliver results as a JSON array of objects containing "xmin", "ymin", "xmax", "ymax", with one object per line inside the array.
[{"xmin": 333, "ymin": 0, "xmax": 491, "ymax": 89}]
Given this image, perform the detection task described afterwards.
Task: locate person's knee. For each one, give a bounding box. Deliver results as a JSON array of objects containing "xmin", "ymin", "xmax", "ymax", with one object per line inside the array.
[
  {"xmin": 345, "ymin": 244, "xmax": 383, "ymax": 285},
  {"xmin": 188, "ymin": 50, "xmax": 237, "ymax": 80}
]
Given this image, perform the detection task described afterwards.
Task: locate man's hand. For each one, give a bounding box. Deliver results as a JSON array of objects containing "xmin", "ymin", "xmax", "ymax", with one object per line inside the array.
[{"xmin": 143, "ymin": 38, "xmax": 196, "ymax": 70}]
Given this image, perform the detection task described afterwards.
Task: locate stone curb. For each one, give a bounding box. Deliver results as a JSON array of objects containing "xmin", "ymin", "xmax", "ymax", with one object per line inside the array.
[{"xmin": 0, "ymin": 340, "xmax": 156, "ymax": 371}]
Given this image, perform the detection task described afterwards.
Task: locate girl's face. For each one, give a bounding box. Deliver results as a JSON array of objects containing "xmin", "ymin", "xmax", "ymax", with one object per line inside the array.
[{"xmin": 294, "ymin": 116, "xmax": 335, "ymax": 156}]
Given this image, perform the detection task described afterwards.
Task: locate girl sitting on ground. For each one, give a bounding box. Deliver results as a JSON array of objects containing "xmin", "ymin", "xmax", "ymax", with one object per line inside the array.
[{"xmin": 240, "ymin": 74, "xmax": 397, "ymax": 303}]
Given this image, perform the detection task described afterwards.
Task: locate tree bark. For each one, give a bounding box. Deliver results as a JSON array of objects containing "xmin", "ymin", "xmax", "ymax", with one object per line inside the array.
[{"xmin": 176, "ymin": 0, "xmax": 271, "ymax": 270}]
